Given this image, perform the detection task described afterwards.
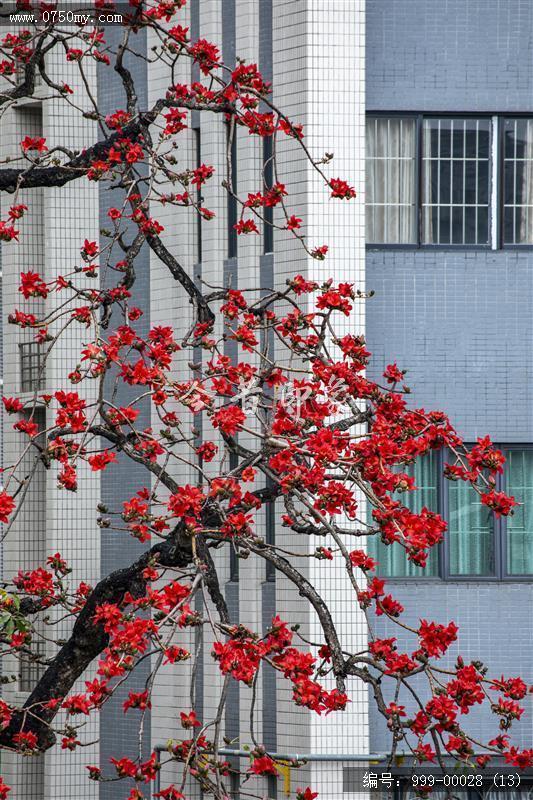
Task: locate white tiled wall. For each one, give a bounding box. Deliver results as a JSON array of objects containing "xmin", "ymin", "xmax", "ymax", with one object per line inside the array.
[
  {"xmin": 0, "ymin": 3, "xmax": 368, "ymax": 797},
  {"xmin": 0, "ymin": 44, "xmax": 100, "ymax": 800},
  {"xmin": 150, "ymin": 1, "xmax": 368, "ymax": 798}
]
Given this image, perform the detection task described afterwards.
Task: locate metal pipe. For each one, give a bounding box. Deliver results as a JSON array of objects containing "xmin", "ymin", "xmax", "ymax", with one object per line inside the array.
[
  {"xmin": 217, "ymin": 749, "xmax": 388, "ymax": 762},
  {"xmin": 152, "ymin": 746, "xmax": 387, "ymax": 796},
  {"xmin": 154, "ymin": 743, "xmax": 388, "ymax": 762}
]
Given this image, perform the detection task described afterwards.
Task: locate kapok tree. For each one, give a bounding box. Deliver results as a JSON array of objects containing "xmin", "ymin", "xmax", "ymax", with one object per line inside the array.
[{"xmin": 0, "ymin": 4, "xmax": 529, "ymax": 799}]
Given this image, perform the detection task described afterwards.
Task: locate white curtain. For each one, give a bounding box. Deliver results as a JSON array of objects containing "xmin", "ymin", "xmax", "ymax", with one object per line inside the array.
[
  {"xmin": 518, "ymin": 118, "xmax": 533, "ymax": 243},
  {"xmin": 366, "ymin": 117, "xmax": 416, "ymax": 243}
]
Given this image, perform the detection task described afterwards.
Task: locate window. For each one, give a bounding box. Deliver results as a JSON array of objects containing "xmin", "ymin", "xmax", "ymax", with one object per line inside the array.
[
  {"xmin": 19, "ymin": 341, "xmax": 45, "ymax": 392},
  {"xmin": 366, "ymin": 116, "xmax": 417, "ymax": 244},
  {"xmin": 504, "ymin": 447, "xmax": 533, "ymax": 575},
  {"xmin": 367, "ymin": 114, "xmax": 533, "ymax": 248},
  {"xmin": 366, "ymin": 114, "xmax": 491, "ymax": 246},
  {"xmin": 448, "ymin": 478, "xmax": 495, "ymax": 576},
  {"xmin": 369, "ymin": 452, "xmax": 441, "ymax": 578},
  {"xmin": 368, "ymin": 446, "xmax": 533, "ymax": 580},
  {"xmin": 503, "ymin": 118, "xmax": 533, "ymax": 244},
  {"xmin": 422, "ymin": 118, "xmax": 490, "ymax": 245}
]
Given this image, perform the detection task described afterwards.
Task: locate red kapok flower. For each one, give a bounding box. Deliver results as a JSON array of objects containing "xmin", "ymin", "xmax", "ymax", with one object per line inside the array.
[
  {"xmin": 249, "ymin": 755, "xmax": 278, "ymax": 776},
  {"xmin": 21, "ymin": 136, "xmax": 47, "ymax": 152},
  {"xmin": 212, "ymin": 405, "xmax": 247, "ymax": 436},
  {"xmin": 329, "ymin": 177, "xmax": 356, "ymax": 199}
]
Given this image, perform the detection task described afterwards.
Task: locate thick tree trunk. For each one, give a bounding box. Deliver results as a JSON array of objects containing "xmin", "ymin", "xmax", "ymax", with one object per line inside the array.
[{"xmin": 0, "ymin": 529, "xmax": 193, "ymax": 751}]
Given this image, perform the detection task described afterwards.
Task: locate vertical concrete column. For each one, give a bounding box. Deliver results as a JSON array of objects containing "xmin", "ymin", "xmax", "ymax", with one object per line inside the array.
[
  {"xmin": 41, "ymin": 46, "xmax": 100, "ymax": 800},
  {"xmin": 273, "ymin": 1, "xmax": 368, "ymax": 795},
  {"xmin": 0, "ymin": 40, "xmax": 100, "ymax": 798}
]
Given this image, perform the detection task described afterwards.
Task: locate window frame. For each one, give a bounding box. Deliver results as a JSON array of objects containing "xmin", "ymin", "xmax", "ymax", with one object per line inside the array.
[
  {"xmin": 498, "ymin": 116, "xmax": 533, "ymax": 249},
  {"xmin": 380, "ymin": 444, "xmax": 533, "ymax": 582},
  {"xmin": 442, "ymin": 448, "xmax": 501, "ymax": 581},
  {"xmin": 365, "ymin": 111, "xmax": 508, "ymax": 251},
  {"xmin": 499, "ymin": 443, "xmax": 533, "ymax": 579},
  {"xmin": 365, "ymin": 113, "xmax": 420, "ymax": 248}
]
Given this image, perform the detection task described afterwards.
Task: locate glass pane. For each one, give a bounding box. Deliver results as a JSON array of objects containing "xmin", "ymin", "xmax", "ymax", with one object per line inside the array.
[
  {"xmin": 438, "ymin": 206, "xmax": 451, "ymax": 244},
  {"xmin": 452, "ymin": 160, "xmax": 464, "ymax": 204},
  {"xmin": 477, "ymin": 160, "xmax": 489, "ymax": 204},
  {"xmin": 506, "ymin": 449, "xmax": 533, "ymax": 575},
  {"xmin": 366, "ymin": 117, "xmax": 416, "ymax": 244},
  {"xmin": 504, "ymin": 206, "xmax": 515, "ymax": 244},
  {"xmin": 372, "ymin": 158, "xmax": 388, "ymax": 203},
  {"xmin": 464, "ymin": 160, "xmax": 478, "ymax": 204},
  {"xmin": 449, "ymin": 481, "xmax": 494, "ymax": 575},
  {"xmin": 476, "ymin": 206, "xmax": 489, "ymax": 244},
  {"xmin": 476, "ymin": 123, "xmax": 490, "ymax": 159},
  {"xmin": 504, "ymin": 118, "xmax": 519, "ymax": 158},
  {"xmin": 438, "ymin": 119, "xmax": 451, "ymax": 158},
  {"xmin": 439, "ymin": 160, "xmax": 451, "ymax": 204},
  {"xmin": 452, "ymin": 120, "xmax": 465, "ymax": 158},
  {"xmin": 504, "ymin": 160, "xmax": 516, "ymax": 205},
  {"xmin": 516, "ymin": 208, "xmax": 533, "ymax": 245},
  {"xmin": 369, "ymin": 452, "xmax": 440, "ymax": 578},
  {"xmin": 366, "ymin": 117, "xmax": 377, "ymax": 158},
  {"xmin": 465, "ymin": 124, "xmax": 480, "ymax": 158},
  {"xmin": 451, "ymin": 207, "xmax": 465, "ymax": 244}
]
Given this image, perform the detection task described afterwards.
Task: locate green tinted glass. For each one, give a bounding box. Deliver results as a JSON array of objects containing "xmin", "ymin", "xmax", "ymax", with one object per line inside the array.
[
  {"xmin": 369, "ymin": 452, "xmax": 440, "ymax": 577},
  {"xmin": 505, "ymin": 449, "xmax": 533, "ymax": 575}
]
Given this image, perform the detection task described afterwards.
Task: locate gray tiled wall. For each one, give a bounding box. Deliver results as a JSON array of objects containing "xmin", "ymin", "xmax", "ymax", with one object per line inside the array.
[
  {"xmin": 366, "ymin": 0, "xmax": 533, "ymax": 752},
  {"xmin": 367, "ymin": 0, "xmax": 533, "ymax": 112}
]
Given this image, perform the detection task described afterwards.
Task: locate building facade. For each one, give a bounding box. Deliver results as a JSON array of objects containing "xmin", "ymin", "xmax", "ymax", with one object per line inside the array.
[
  {"xmin": 0, "ymin": 49, "xmax": 101, "ymax": 799},
  {"xmin": 1, "ymin": 2, "xmax": 368, "ymax": 799},
  {"xmin": 147, "ymin": 2, "xmax": 368, "ymax": 798},
  {"xmin": 366, "ymin": 0, "xmax": 533, "ymax": 757},
  {"xmin": 1, "ymin": 1, "xmax": 533, "ymax": 799}
]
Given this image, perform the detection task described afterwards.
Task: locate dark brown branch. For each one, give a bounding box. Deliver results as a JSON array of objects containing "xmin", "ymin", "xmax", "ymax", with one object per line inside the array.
[
  {"xmin": 0, "ymin": 96, "xmax": 232, "ymax": 194},
  {"xmin": 145, "ymin": 234, "xmax": 214, "ymax": 324},
  {"xmin": 0, "ymin": 525, "xmax": 193, "ymax": 752},
  {"xmin": 248, "ymin": 541, "xmax": 348, "ymax": 692},
  {"xmin": 196, "ymin": 536, "xmax": 230, "ymax": 625}
]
